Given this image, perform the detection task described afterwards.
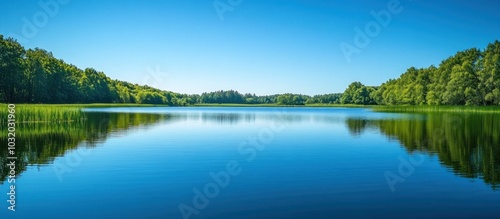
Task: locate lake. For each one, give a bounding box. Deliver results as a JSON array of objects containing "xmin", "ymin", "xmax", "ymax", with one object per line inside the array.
[{"xmin": 1, "ymin": 107, "xmax": 499, "ymax": 219}]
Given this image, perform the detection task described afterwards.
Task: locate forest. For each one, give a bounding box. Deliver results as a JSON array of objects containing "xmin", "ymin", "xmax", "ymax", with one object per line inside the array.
[{"xmin": 0, "ymin": 34, "xmax": 499, "ymax": 106}]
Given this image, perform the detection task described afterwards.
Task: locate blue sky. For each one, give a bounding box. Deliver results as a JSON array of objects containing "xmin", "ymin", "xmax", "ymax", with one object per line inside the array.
[{"xmin": 1, "ymin": 0, "xmax": 499, "ymax": 95}]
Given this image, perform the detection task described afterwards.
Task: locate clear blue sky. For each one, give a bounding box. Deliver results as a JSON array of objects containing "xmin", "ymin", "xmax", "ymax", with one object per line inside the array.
[{"xmin": 1, "ymin": 0, "xmax": 499, "ymax": 95}]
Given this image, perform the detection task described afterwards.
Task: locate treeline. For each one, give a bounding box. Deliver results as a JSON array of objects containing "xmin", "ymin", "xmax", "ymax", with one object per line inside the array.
[
  {"xmin": 0, "ymin": 35, "xmax": 193, "ymax": 105},
  {"xmin": 0, "ymin": 35, "xmax": 340, "ymax": 105},
  {"xmin": 199, "ymin": 91, "xmax": 320, "ymax": 105},
  {"xmin": 193, "ymin": 41, "xmax": 500, "ymax": 106},
  {"xmin": 371, "ymin": 41, "xmax": 500, "ymax": 105},
  {"xmin": 1, "ymin": 35, "xmax": 499, "ymax": 106}
]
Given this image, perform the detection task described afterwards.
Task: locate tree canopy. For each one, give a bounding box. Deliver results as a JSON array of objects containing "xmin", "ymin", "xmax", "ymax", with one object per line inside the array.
[{"xmin": 371, "ymin": 41, "xmax": 500, "ymax": 106}]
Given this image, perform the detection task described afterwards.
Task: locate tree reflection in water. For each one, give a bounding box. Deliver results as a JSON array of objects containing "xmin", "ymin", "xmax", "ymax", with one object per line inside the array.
[{"xmin": 346, "ymin": 112, "xmax": 500, "ymax": 189}]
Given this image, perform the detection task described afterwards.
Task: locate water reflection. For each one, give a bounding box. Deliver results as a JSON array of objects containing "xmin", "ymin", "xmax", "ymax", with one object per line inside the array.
[
  {"xmin": 0, "ymin": 112, "xmax": 171, "ymax": 183},
  {"xmin": 345, "ymin": 113, "xmax": 500, "ymax": 189},
  {"xmin": 201, "ymin": 113, "xmax": 243, "ymax": 124},
  {"xmin": 1, "ymin": 108, "xmax": 499, "ymax": 190},
  {"xmin": 345, "ymin": 118, "xmax": 369, "ymax": 136}
]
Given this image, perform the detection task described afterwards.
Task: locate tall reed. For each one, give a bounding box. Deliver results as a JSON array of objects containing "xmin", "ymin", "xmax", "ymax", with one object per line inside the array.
[
  {"xmin": 373, "ymin": 105, "xmax": 500, "ymax": 114},
  {"xmin": 0, "ymin": 104, "xmax": 85, "ymax": 123}
]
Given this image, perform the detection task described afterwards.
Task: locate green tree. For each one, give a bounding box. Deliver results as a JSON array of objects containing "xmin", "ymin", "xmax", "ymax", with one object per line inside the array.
[
  {"xmin": 0, "ymin": 36, "xmax": 25, "ymax": 102},
  {"xmin": 340, "ymin": 82, "xmax": 375, "ymax": 104},
  {"xmin": 479, "ymin": 41, "xmax": 500, "ymax": 105}
]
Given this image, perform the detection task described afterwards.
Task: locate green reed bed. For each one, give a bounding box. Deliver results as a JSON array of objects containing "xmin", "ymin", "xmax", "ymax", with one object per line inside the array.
[
  {"xmin": 373, "ymin": 105, "xmax": 500, "ymax": 114},
  {"xmin": 0, "ymin": 104, "xmax": 86, "ymax": 123},
  {"xmin": 0, "ymin": 103, "xmax": 172, "ymax": 123},
  {"xmin": 67, "ymin": 103, "xmax": 165, "ymax": 108}
]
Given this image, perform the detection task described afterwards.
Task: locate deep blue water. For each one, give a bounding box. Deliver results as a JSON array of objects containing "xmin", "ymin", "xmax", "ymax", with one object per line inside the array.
[{"xmin": 1, "ymin": 107, "xmax": 499, "ymax": 219}]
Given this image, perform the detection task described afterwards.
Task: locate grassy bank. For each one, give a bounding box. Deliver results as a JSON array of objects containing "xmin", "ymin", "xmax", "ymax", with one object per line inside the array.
[
  {"xmin": 0, "ymin": 103, "xmax": 175, "ymax": 123},
  {"xmin": 33, "ymin": 103, "xmax": 169, "ymax": 108},
  {"xmin": 372, "ymin": 105, "xmax": 500, "ymax": 113},
  {"xmin": 0, "ymin": 104, "xmax": 85, "ymax": 123}
]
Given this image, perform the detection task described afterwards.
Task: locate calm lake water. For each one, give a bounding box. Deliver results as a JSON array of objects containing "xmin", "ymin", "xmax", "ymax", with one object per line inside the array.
[{"xmin": 1, "ymin": 107, "xmax": 499, "ymax": 219}]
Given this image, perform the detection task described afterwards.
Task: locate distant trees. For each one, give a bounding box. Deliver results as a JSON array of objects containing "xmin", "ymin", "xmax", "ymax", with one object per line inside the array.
[
  {"xmin": 276, "ymin": 94, "xmax": 308, "ymax": 105},
  {"xmin": 136, "ymin": 91, "xmax": 165, "ymax": 104},
  {"xmin": 339, "ymin": 82, "xmax": 377, "ymax": 105},
  {"xmin": 243, "ymin": 93, "xmax": 277, "ymax": 104},
  {"xmin": 199, "ymin": 90, "xmax": 245, "ymax": 104},
  {"xmin": 305, "ymin": 93, "xmax": 342, "ymax": 104},
  {"xmin": 197, "ymin": 91, "xmax": 309, "ymax": 105}
]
